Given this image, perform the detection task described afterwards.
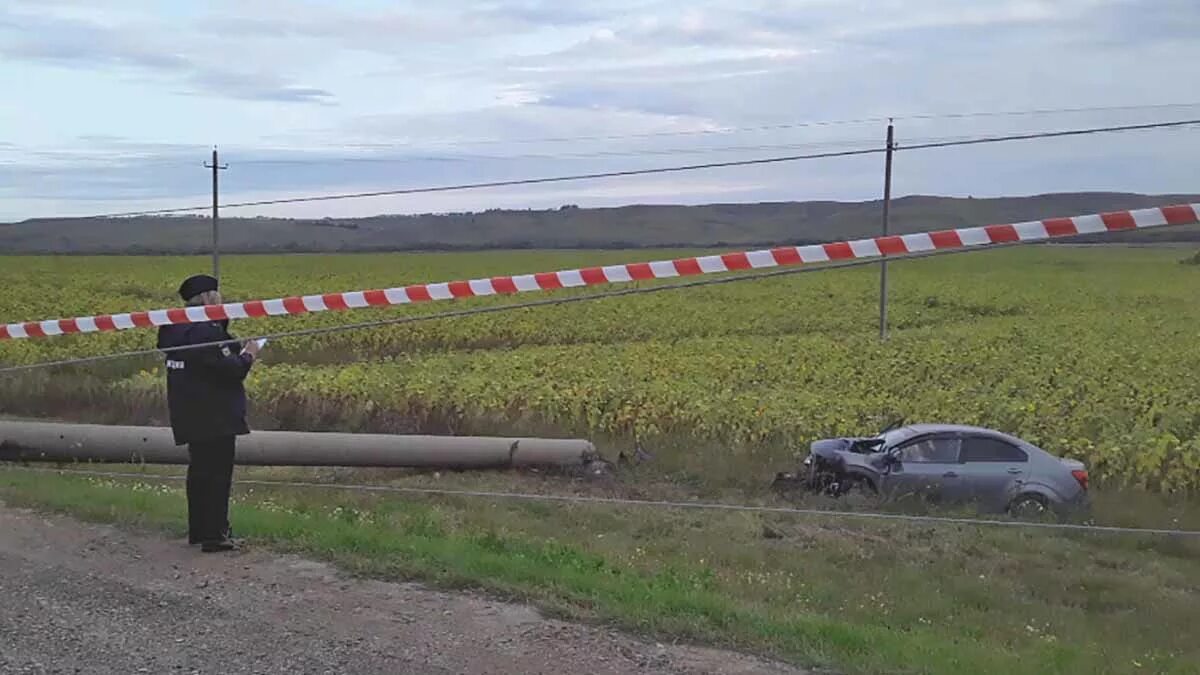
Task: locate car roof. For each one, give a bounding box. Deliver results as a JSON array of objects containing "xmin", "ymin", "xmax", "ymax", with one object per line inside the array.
[{"xmin": 884, "ymin": 423, "xmax": 1030, "ymax": 446}]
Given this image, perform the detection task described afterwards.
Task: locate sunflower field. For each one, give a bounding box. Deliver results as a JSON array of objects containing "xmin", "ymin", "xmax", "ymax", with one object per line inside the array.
[{"xmin": 2, "ymin": 245, "xmax": 1199, "ymax": 491}]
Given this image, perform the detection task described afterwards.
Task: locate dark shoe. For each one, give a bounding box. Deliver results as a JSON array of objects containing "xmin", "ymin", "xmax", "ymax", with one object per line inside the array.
[
  {"xmin": 200, "ymin": 538, "xmax": 238, "ymax": 553},
  {"xmin": 192, "ymin": 524, "xmax": 234, "ymax": 547}
]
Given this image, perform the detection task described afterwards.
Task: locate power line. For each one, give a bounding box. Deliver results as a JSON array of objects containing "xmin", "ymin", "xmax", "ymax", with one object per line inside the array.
[
  {"xmin": 314, "ymin": 101, "xmax": 1200, "ymax": 149},
  {"xmin": 232, "ymin": 136, "xmax": 888, "ymax": 166},
  {"xmin": 102, "ymin": 123, "xmax": 1198, "ymax": 171},
  {"xmin": 65, "ymin": 145, "xmax": 892, "ymax": 216},
  {"xmin": 0, "ymin": 242, "xmax": 1039, "ymax": 376},
  {"xmin": 231, "ymin": 111, "xmax": 1200, "ymax": 166},
  {"xmin": 235, "ymin": 132, "xmax": 1055, "ymax": 166},
  {"xmin": 6, "ymin": 137, "xmax": 889, "ymax": 169},
  {"xmin": 898, "ymin": 102, "xmax": 1200, "ymax": 121},
  {"xmin": 228, "ymin": 122, "xmax": 1200, "ymax": 167},
  {"xmin": 343, "ymin": 116, "xmax": 883, "ymax": 147},
  {"xmin": 85, "ymin": 134, "xmax": 939, "ymax": 168},
  {"xmin": 57, "ymin": 117, "xmax": 1200, "ymax": 220},
  {"xmin": 6, "ymin": 465, "xmax": 1197, "ymax": 538},
  {"xmin": 898, "ymin": 120, "xmax": 1199, "ymax": 151},
  {"xmin": 9, "ymin": 102, "xmax": 1200, "ymax": 167}
]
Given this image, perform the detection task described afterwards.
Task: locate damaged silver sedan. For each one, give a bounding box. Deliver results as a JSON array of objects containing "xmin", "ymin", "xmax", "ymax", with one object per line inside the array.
[{"xmin": 781, "ymin": 423, "xmax": 1090, "ymax": 517}]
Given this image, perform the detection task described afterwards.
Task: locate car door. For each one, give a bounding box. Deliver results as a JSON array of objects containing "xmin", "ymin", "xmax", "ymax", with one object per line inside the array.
[
  {"xmin": 958, "ymin": 435, "xmax": 1030, "ymax": 512},
  {"xmin": 882, "ymin": 434, "xmax": 965, "ymax": 504}
]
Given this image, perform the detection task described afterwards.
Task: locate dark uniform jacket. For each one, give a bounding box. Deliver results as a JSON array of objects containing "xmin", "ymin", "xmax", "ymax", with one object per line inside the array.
[{"xmin": 157, "ymin": 320, "xmax": 253, "ymax": 446}]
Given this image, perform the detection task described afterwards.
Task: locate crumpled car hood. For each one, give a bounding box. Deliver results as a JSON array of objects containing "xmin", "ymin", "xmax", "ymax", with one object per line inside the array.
[
  {"xmin": 808, "ymin": 437, "xmax": 891, "ymax": 473},
  {"xmin": 810, "ymin": 437, "xmax": 885, "ymax": 456}
]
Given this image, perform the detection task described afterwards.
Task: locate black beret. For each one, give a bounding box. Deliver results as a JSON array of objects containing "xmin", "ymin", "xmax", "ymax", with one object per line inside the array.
[{"xmin": 178, "ymin": 274, "xmax": 219, "ymax": 301}]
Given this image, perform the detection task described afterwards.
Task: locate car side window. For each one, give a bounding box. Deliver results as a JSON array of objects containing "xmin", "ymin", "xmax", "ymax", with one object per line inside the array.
[
  {"xmin": 961, "ymin": 437, "xmax": 1028, "ymax": 462},
  {"xmin": 897, "ymin": 437, "xmax": 961, "ymax": 463}
]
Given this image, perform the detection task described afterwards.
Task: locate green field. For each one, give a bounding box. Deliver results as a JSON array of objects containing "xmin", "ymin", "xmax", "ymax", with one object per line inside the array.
[
  {"xmin": 2, "ymin": 246, "xmax": 1199, "ymax": 490},
  {"xmin": 2, "ymin": 246, "xmax": 1200, "ymax": 674}
]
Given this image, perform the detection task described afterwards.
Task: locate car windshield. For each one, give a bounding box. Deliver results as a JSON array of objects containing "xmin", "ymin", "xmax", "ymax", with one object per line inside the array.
[{"xmin": 880, "ymin": 428, "xmax": 913, "ymax": 449}]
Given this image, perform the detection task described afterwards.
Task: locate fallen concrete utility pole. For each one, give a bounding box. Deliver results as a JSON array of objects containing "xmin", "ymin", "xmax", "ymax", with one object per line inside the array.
[{"xmin": 0, "ymin": 421, "xmax": 598, "ymax": 469}]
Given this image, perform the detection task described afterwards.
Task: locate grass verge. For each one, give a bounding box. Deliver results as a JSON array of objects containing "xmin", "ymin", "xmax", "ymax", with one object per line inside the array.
[{"xmin": 1, "ymin": 465, "xmax": 1198, "ymax": 674}]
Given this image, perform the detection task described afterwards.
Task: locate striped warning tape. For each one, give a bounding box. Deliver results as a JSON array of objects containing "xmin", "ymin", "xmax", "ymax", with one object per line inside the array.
[{"xmin": 3, "ymin": 203, "xmax": 1198, "ymax": 341}]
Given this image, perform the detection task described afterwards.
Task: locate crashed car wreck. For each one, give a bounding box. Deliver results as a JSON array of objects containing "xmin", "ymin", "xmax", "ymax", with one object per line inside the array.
[{"xmin": 775, "ymin": 423, "xmax": 1090, "ymax": 517}]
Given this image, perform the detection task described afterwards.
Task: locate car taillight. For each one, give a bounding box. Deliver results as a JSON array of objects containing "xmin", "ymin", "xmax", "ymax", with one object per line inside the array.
[{"xmin": 1071, "ymin": 469, "xmax": 1089, "ymax": 491}]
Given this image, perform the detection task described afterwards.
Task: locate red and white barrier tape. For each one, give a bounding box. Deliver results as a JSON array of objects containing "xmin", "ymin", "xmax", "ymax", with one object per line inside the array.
[{"xmin": 3, "ymin": 203, "xmax": 1198, "ymax": 341}]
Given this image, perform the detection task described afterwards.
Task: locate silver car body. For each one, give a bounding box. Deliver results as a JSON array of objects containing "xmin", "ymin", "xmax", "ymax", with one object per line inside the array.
[{"xmin": 808, "ymin": 424, "xmax": 1089, "ymax": 514}]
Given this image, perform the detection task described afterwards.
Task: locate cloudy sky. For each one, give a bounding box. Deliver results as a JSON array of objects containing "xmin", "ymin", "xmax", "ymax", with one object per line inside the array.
[{"xmin": 0, "ymin": 0, "xmax": 1197, "ymax": 221}]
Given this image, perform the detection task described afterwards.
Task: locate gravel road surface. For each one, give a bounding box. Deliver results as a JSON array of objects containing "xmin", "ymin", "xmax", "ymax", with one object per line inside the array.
[{"xmin": 0, "ymin": 503, "xmax": 808, "ymax": 675}]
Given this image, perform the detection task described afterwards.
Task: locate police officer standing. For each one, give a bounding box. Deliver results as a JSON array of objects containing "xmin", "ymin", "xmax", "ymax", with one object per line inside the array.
[{"xmin": 157, "ymin": 274, "xmax": 260, "ymax": 553}]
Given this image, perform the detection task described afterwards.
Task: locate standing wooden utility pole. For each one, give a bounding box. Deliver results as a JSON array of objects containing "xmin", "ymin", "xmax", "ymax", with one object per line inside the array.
[
  {"xmin": 879, "ymin": 120, "xmax": 895, "ymax": 341},
  {"xmin": 203, "ymin": 147, "xmax": 228, "ymax": 280}
]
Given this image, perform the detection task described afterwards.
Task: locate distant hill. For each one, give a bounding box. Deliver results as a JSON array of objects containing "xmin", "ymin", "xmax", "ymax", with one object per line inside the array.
[{"xmin": 3, "ymin": 192, "xmax": 1198, "ymax": 254}]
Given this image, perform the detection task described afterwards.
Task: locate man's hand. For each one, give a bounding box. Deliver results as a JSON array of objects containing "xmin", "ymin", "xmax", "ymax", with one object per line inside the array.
[{"xmin": 241, "ymin": 340, "xmax": 262, "ymax": 359}]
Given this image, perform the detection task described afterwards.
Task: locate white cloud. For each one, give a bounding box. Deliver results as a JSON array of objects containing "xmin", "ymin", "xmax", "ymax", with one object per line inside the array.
[
  {"xmin": 0, "ymin": 5, "xmax": 337, "ymax": 103},
  {"xmin": 0, "ymin": 0, "xmax": 1198, "ymax": 221}
]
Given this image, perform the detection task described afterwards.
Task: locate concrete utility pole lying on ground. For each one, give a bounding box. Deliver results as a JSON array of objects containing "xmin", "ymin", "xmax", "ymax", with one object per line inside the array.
[{"xmin": 0, "ymin": 421, "xmax": 598, "ymax": 469}]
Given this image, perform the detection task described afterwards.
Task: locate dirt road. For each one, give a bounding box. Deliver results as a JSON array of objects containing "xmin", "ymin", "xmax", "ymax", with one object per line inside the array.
[{"xmin": 0, "ymin": 503, "xmax": 807, "ymax": 675}]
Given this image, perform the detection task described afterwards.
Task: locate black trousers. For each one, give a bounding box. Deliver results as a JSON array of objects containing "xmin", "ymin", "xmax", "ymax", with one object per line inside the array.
[{"xmin": 186, "ymin": 436, "xmax": 235, "ymax": 544}]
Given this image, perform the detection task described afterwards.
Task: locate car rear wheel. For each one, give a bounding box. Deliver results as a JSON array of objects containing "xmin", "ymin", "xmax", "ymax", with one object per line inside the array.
[{"xmin": 1008, "ymin": 493, "xmax": 1050, "ymax": 520}]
